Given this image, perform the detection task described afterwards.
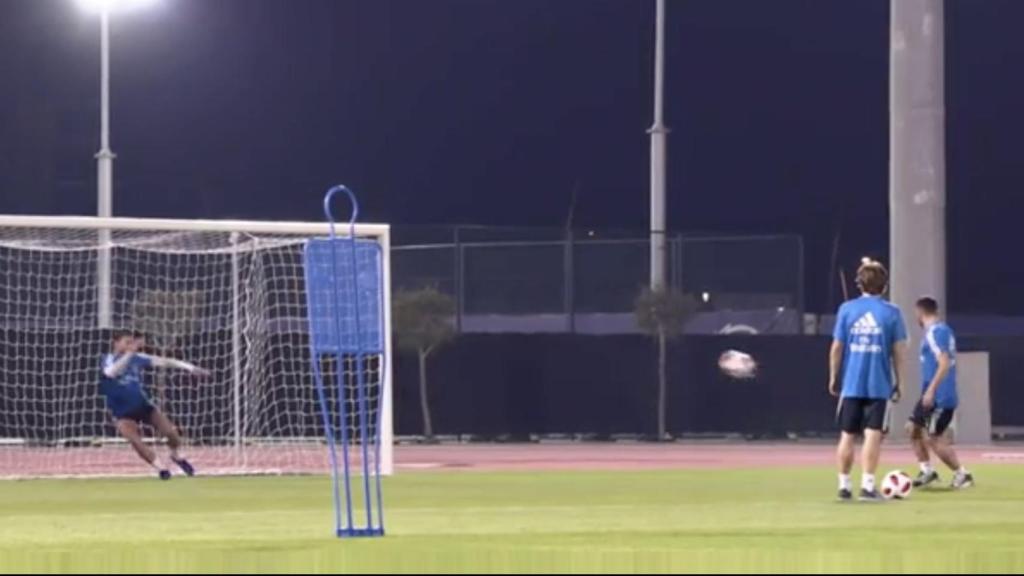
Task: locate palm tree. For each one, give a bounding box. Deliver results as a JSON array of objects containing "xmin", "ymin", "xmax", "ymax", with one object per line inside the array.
[{"xmin": 130, "ymin": 290, "xmax": 204, "ymax": 410}]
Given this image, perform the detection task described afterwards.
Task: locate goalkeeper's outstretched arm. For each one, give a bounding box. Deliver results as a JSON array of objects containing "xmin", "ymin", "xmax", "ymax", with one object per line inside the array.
[{"xmin": 139, "ymin": 354, "xmax": 210, "ymax": 377}]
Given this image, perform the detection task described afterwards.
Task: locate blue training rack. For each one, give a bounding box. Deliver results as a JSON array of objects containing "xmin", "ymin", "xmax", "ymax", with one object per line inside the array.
[{"xmin": 303, "ymin": 185, "xmax": 386, "ymax": 538}]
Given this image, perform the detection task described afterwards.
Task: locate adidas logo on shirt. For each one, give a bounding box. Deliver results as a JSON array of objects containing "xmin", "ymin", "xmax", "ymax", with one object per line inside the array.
[
  {"xmin": 849, "ymin": 312, "xmax": 884, "ymax": 353},
  {"xmin": 850, "ymin": 312, "xmax": 882, "ymax": 336}
]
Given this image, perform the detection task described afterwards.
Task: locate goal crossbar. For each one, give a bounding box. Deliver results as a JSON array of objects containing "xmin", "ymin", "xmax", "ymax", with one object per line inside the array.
[{"xmin": 0, "ymin": 215, "xmax": 390, "ymax": 238}]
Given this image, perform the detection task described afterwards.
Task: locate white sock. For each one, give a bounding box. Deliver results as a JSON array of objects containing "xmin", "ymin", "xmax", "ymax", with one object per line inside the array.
[
  {"xmin": 956, "ymin": 466, "xmax": 968, "ymax": 476},
  {"xmin": 149, "ymin": 456, "xmax": 167, "ymax": 471},
  {"xmin": 862, "ymin": 474, "xmax": 876, "ymax": 492},
  {"xmin": 919, "ymin": 461, "xmax": 934, "ymax": 475},
  {"xmin": 838, "ymin": 474, "xmax": 852, "ymax": 491},
  {"xmin": 169, "ymin": 448, "xmax": 182, "ymax": 461}
]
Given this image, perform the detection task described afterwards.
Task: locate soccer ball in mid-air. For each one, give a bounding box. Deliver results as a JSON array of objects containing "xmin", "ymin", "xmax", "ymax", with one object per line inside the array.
[
  {"xmin": 881, "ymin": 471, "xmax": 913, "ymax": 500},
  {"xmin": 718, "ymin": 350, "xmax": 757, "ymax": 379}
]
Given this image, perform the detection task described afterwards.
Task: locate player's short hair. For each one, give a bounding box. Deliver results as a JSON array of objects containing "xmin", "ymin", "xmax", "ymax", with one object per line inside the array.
[
  {"xmin": 856, "ymin": 258, "xmax": 888, "ymax": 295},
  {"xmin": 916, "ymin": 296, "xmax": 939, "ymax": 315}
]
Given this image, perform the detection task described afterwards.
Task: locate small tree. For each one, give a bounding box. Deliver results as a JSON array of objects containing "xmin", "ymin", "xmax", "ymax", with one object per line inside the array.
[
  {"xmin": 635, "ymin": 287, "xmax": 697, "ymax": 440},
  {"xmin": 392, "ymin": 287, "xmax": 456, "ymax": 440},
  {"xmin": 130, "ymin": 289, "xmax": 205, "ymax": 404}
]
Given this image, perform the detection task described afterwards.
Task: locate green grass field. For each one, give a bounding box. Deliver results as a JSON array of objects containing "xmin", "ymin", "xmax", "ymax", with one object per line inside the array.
[{"xmin": 3, "ymin": 466, "xmax": 1024, "ymax": 573}]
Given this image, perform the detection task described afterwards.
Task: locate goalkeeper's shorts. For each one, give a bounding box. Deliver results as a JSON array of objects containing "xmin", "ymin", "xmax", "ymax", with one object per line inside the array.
[{"xmin": 111, "ymin": 402, "xmax": 156, "ymax": 423}]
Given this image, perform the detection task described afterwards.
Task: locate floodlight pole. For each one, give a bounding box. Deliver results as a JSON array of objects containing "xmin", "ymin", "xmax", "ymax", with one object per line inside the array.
[
  {"xmin": 889, "ymin": 0, "xmax": 945, "ymax": 435},
  {"xmin": 890, "ymin": 0, "xmax": 946, "ymax": 314},
  {"xmin": 649, "ymin": 0, "xmax": 669, "ymax": 291},
  {"xmin": 97, "ymin": 8, "xmax": 114, "ymax": 328}
]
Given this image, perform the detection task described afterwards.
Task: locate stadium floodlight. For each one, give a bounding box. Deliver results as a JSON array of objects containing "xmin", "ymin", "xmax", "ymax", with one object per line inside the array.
[
  {"xmin": 74, "ymin": 0, "xmax": 160, "ymax": 14},
  {"xmin": 72, "ymin": 0, "xmax": 160, "ymax": 328}
]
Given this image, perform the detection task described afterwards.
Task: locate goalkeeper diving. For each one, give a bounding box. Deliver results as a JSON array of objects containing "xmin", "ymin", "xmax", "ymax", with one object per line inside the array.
[{"xmin": 100, "ymin": 330, "xmax": 210, "ymax": 480}]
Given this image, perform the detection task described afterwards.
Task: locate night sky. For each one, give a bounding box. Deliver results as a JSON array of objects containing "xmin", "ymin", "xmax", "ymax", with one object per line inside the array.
[{"xmin": 1, "ymin": 0, "xmax": 1022, "ymax": 314}]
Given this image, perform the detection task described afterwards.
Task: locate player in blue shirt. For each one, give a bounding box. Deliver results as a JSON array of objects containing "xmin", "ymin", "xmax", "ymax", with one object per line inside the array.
[
  {"xmin": 907, "ymin": 297, "xmax": 974, "ymax": 490},
  {"xmin": 101, "ymin": 330, "xmax": 209, "ymax": 480},
  {"xmin": 829, "ymin": 259, "xmax": 907, "ymax": 501}
]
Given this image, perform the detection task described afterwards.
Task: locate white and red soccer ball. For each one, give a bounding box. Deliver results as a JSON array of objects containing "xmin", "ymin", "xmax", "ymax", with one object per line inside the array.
[{"xmin": 881, "ymin": 470, "xmax": 913, "ymax": 500}]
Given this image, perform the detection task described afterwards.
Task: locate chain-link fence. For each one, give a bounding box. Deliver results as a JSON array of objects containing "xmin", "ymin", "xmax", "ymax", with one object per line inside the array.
[{"xmin": 391, "ymin": 227, "xmax": 803, "ymax": 334}]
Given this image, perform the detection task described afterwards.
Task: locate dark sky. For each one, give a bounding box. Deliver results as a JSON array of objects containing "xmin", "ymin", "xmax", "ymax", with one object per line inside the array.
[{"xmin": 0, "ymin": 0, "xmax": 1022, "ymax": 314}]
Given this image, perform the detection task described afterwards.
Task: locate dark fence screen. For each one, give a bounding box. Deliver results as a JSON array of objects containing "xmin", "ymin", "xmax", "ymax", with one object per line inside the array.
[{"xmin": 394, "ymin": 334, "xmax": 1024, "ymax": 437}]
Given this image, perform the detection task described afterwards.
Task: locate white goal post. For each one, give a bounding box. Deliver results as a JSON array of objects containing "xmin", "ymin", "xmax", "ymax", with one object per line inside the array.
[{"xmin": 0, "ymin": 215, "xmax": 393, "ymax": 478}]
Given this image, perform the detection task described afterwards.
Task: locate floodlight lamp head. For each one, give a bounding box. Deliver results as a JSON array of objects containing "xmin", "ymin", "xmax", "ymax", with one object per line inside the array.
[{"xmin": 74, "ymin": 0, "xmax": 159, "ymax": 15}]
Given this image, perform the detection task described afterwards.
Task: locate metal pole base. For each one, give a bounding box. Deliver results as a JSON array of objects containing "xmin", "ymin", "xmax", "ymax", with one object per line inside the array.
[{"xmin": 337, "ymin": 527, "xmax": 386, "ymax": 539}]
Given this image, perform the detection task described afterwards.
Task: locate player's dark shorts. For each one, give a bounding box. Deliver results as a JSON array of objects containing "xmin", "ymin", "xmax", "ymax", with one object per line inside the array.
[
  {"xmin": 909, "ymin": 400, "xmax": 955, "ymax": 437},
  {"xmin": 112, "ymin": 402, "xmax": 156, "ymax": 424},
  {"xmin": 837, "ymin": 397, "xmax": 892, "ymax": 434}
]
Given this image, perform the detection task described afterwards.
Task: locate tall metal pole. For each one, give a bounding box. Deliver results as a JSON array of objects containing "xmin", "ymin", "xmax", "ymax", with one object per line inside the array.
[
  {"xmin": 890, "ymin": 0, "xmax": 945, "ymax": 434},
  {"xmin": 97, "ymin": 8, "xmax": 115, "ymax": 328},
  {"xmin": 649, "ymin": 0, "xmax": 669, "ymax": 291}
]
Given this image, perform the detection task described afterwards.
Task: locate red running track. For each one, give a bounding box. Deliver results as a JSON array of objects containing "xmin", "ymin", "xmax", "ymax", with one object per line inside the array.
[
  {"xmin": 394, "ymin": 442, "xmax": 1024, "ymax": 472},
  {"xmin": 2, "ymin": 443, "xmax": 1022, "ymax": 478}
]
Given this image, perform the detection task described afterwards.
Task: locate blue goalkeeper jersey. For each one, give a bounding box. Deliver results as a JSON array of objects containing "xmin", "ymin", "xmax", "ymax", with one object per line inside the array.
[
  {"xmin": 921, "ymin": 322, "xmax": 958, "ymax": 409},
  {"xmin": 99, "ymin": 353, "xmax": 154, "ymax": 416},
  {"xmin": 833, "ymin": 295, "xmax": 908, "ymax": 399}
]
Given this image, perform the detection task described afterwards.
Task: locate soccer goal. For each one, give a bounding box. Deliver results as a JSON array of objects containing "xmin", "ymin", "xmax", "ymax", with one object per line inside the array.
[{"xmin": 0, "ymin": 214, "xmax": 393, "ymax": 479}]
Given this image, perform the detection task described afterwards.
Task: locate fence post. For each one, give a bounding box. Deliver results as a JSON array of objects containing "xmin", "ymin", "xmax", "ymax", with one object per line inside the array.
[
  {"xmin": 796, "ymin": 235, "xmax": 806, "ymax": 321},
  {"xmin": 671, "ymin": 234, "xmax": 683, "ymax": 290},
  {"xmin": 564, "ymin": 229, "xmax": 575, "ymax": 333},
  {"xmin": 453, "ymin": 226, "xmax": 463, "ymax": 333}
]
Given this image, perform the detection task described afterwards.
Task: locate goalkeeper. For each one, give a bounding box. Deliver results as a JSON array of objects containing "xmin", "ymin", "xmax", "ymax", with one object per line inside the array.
[{"xmin": 100, "ymin": 330, "xmax": 209, "ymax": 480}]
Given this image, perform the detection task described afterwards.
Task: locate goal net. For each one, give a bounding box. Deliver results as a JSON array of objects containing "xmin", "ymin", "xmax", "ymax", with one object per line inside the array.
[{"xmin": 0, "ymin": 216, "xmax": 393, "ymax": 479}]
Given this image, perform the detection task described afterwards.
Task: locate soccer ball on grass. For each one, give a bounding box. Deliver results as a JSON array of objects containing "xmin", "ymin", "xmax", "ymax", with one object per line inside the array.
[{"xmin": 881, "ymin": 470, "xmax": 913, "ymax": 500}]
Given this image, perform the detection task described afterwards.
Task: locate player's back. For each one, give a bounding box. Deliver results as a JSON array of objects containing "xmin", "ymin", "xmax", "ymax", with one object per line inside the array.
[
  {"xmin": 834, "ymin": 295, "xmax": 907, "ymax": 399},
  {"xmin": 922, "ymin": 321, "xmax": 959, "ymax": 408}
]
